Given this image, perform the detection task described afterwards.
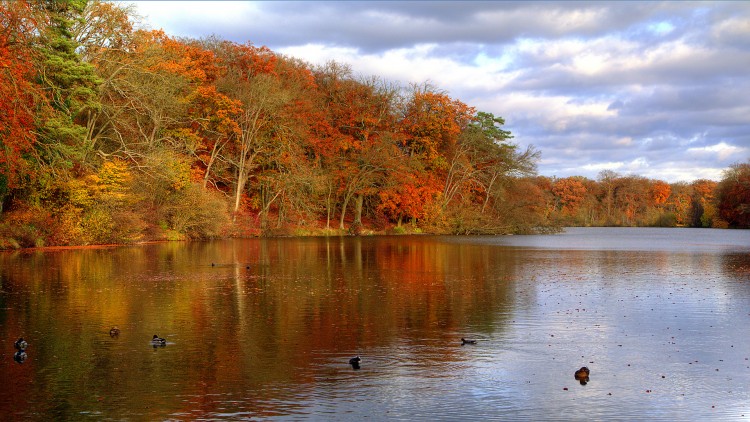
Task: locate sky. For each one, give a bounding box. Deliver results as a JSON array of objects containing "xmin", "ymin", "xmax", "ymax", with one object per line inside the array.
[{"xmin": 129, "ymin": 1, "xmax": 750, "ymax": 183}]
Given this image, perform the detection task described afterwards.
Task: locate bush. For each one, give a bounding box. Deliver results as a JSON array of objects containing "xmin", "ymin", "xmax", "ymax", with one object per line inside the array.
[
  {"xmin": 653, "ymin": 212, "xmax": 678, "ymax": 227},
  {"xmin": 0, "ymin": 206, "xmax": 53, "ymax": 248},
  {"xmin": 163, "ymin": 183, "xmax": 230, "ymax": 239}
]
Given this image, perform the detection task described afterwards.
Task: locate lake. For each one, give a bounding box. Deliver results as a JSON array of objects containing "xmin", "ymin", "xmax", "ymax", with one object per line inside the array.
[{"xmin": 1, "ymin": 227, "xmax": 749, "ymax": 420}]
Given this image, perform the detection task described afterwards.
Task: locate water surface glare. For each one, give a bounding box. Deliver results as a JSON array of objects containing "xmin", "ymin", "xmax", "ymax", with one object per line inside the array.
[{"xmin": 1, "ymin": 228, "xmax": 749, "ymax": 420}]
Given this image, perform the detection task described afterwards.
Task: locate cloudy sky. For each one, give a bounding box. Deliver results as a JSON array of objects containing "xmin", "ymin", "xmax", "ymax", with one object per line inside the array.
[{"xmin": 130, "ymin": 1, "xmax": 750, "ymax": 182}]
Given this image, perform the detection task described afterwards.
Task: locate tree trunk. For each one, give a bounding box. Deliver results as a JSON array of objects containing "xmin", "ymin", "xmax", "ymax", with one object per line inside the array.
[
  {"xmin": 233, "ymin": 179, "xmax": 245, "ymax": 219},
  {"xmin": 339, "ymin": 195, "xmax": 350, "ymax": 230},
  {"xmin": 233, "ymin": 166, "xmax": 247, "ymax": 220},
  {"xmin": 354, "ymin": 194, "xmax": 363, "ymax": 225},
  {"xmin": 325, "ymin": 182, "xmax": 333, "ymax": 230}
]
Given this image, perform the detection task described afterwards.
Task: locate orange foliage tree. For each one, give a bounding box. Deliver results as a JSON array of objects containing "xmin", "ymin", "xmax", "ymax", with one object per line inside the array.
[
  {"xmin": 717, "ymin": 161, "xmax": 750, "ymax": 228},
  {"xmin": 399, "ymin": 84, "xmax": 474, "ymax": 168},
  {"xmin": 0, "ymin": 1, "xmax": 43, "ymax": 198},
  {"xmin": 689, "ymin": 179, "xmax": 718, "ymax": 227},
  {"xmin": 552, "ymin": 177, "xmax": 587, "ymax": 215},
  {"xmin": 650, "ymin": 180, "xmax": 671, "ymax": 206}
]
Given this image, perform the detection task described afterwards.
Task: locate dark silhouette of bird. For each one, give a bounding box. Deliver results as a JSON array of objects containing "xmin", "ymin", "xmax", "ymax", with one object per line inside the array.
[
  {"xmin": 461, "ymin": 338, "xmax": 477, "ymax": 345},
  {"xmin": 109, "ymin": 327, "xmax": 120, "ymax": 337},
  {"xmin": 151, "ymin": 334, "xmax": 167, "ymax": 347},
  {"xmin": 574, "ymin": 367, "xmax": 590, "ymax": 385},
  {"xmin": 14, "ymin": 350, "xmax": 27, "ymax": 364},
  {"xmin": 14, "ymin": 338, "xmax": 28, "ymax": 350},
  {"xmin": 349, "ymin": 356, "xmax": 361, "ymax": 369}
]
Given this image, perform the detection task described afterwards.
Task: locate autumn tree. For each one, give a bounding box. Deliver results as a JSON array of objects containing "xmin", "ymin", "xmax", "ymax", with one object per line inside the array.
[
  {"xmin": 552, "ymin": 177, "xmax": 587, "ymax": 216},
  {"xmin": 399, "ymin": 83, "xmax": 474, "ymax": 169},
  {"xmin": 0, "ymin": 0, "xmax": 43, "ymax": 209},
  {"xmin": 211, "ymin": 41, "xmax": 301, "ymax": 223},
  {"xmin": 647, "ymin": 180, "xmax": 675, "ymax": 226},
  {"xmin": 650, "ymin": 180, "xmax": 671, "ymax": 207},
  {"xmin": 597, "ymin": 170, "xmax": 619, "ymax": 223},
  {"xmin": 313, "ymin": 62, "xmax": 401, "ymax": 230},
  {"xmin": 716, "ymin": 161, "xmax": 750, "ymax": 228},
  {"xmin": 494, "ymin": 176, "xmax": 557, "ymax": 233},
  {"xmin": 668, "ymin": 182, "xmax": 692, "ymax": 226},
  {"xmin": 72, "ymin": 0, "xmax": 135, "ymax": 61},
  {"xmin": 688, "ymin": 179, "xmax": 718, "ymax": 227},
  {"xmin": 252, "ymin": 55, "xmax": 321, "ymax": 231},
  {"xmin": 395, "ymin": 84, "xmax": 476, "ymax": 231},
  {"xmin": 621, "ymin": 176, "xmax": 657, "ymax": 225}
]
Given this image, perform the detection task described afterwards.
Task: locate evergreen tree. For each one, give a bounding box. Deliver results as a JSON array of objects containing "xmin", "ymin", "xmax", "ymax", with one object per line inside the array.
[{"xmin": 36, "ymin": 0, "xmax": 101, "ymax": 173}]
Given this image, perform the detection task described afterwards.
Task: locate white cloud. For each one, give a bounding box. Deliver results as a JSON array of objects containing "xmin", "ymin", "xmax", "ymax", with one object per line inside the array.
[
  {"xmin": 687, "ymin": 142, "xmax": 748, "ymax": 161},
  {"xmin": 132, "ymin": 1, "xmax": 259, "ymax": 28},
  {"xmin": 710, "ymin": 16, "xmax": 750, "ymax": 45},
  {"xmin": 580, "ymin": 161, "xmax": 625, "ymax": 172},
  {"xmin": 278, "ymin": 43, "xmax": 516, "ymax": 97}
]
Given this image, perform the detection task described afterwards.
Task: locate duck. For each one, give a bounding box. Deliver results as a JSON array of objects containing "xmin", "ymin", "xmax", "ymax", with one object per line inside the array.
[
  {"xmin": 461, "ymin": 338, "xmax": 477, "ymax": 345},
  {"xmin": 574, "ymin": 367, "xmax": 590, "ymax": 385},
  {"xmin": 349, "ymin": 356, "xmax": 361, "ymax": 369},
  {"xmin": 109, "ymin": 327, "xmax": 121, "ymax": 337},
  {"xmin": 150, "ymin": 334, "xmax": 167, "ymax": 347},
  {"xmin": 14, "ymin": 337, "xmax": 28, "ymax": 350},
  {"xmin": 14, "ymin": 350, "xmax": 27, "ymax": 364}
]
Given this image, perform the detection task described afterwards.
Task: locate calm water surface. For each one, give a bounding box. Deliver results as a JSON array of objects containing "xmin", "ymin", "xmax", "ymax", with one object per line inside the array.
[{"xmin": 1, "ymin": 228, "xmax": 749, "ymax": 420}]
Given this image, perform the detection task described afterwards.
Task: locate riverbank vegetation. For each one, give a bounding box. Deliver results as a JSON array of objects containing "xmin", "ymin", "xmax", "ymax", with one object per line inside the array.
[{"xmin": 1, "ymin": 1, "xmax": 748, "ymax": 249}]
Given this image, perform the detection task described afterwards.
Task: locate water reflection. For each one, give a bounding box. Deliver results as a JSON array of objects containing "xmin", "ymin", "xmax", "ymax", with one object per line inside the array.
[{"xmin": 0, "ymin": 229, "xmax": 749, "ymax": 420}]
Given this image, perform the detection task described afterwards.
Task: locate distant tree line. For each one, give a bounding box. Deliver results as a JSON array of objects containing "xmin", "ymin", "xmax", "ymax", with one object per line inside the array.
[
  {"xmin": 1, "ymin": 1, "xmax": 747, "ymax": 248},
  {"xmin": 535, "ymin": 166, "xmax": 749, "ymax": 229}
]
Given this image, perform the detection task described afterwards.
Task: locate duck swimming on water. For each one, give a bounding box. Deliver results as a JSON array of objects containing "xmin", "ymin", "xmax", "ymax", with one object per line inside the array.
[
  {"xmin": 14, "ymin": 350, "xmax": 27, "ymax": 364},
  {"xmin": 349, "ymin": 356, "xmax": 361, "ymax": 369},
  {"xmin": 574, "ymin": 367, "xmax": 590, "ymax": 385},
  {"xmin": 151, "ymin": 335, "xmax": 167, "ymax": 347},
  {"xmin": 461, "ymin": 338, "xmax": 477, "ymax": 345},
  {"xmin": 109, "ymin": 327, "xmax": 120, "ymax": 337},
  {"xmin": 14, "ymin": 338, "xmax": 28, "ymax": 350}
]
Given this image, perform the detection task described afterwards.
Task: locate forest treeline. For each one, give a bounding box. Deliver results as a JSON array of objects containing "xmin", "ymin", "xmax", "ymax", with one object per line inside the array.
[{"xmin": 1, "ymin": 1, "xmax": 748, "ymax": 249}]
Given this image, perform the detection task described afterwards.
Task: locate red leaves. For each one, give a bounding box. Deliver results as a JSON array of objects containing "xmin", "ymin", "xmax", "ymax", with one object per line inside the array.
[
  {"xmin": 400, "ymin": 89, "xmax": 475, "ymax": 164},
  {"xmin": 552, "ymin": 177, "xmax": 587, "ymax": 214},
  {"xmin": 717, "ymin": 162, "xmax": 750, "ymax": 228},
  {"xmin": 0, "ymin": 1, "xmax": 44, "ymax": 187},
  {"xmin": 378, "ymin": 171, "xmax": 442, "ymax": 222},
  {"xmin": 650, "ymin": 180, "xmax": 671, "ymax": 205}
]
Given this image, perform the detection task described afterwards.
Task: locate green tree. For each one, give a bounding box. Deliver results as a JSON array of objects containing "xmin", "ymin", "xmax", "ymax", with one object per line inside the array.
[{"xmin": 36, "ymin": 0, "xmax": 101, "ymax": 172}]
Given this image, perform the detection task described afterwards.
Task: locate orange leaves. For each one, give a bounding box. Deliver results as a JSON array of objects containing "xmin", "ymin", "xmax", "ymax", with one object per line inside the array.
[
  {"xmin": 139, "ymin": 30, "xmax": 222, "ymax": 84},
  {"xmin": 217, "ymin": 41, "xmax": 278, "ymax": 80},
  {"xmin": 717, "ymin": 162, "xmax": 750, "ymax": 228},
  {"xmin": 400, "ymin": 88, "xmax": 475, "ymax": 163},
  {"xmin": 650, "ymin": 180, "xmax": 671, "ymax": 205},
  {"xmin": 691, "ymin": 179, "xmax": 717, "ymax": 202},
  {"xmin": 0, "ymin": 1, "xmax": 43, "ymax": 188},
  {"xmin": 552, "ymin": 177, "xmax": 587, "ymax": 214},
  {"xmin": 188, "ymin": 85, "xmax": 242, "ymax": 139},
  {"xmin": 378, "ymin": 171, "xmax": 442, "ymax": 222}
]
